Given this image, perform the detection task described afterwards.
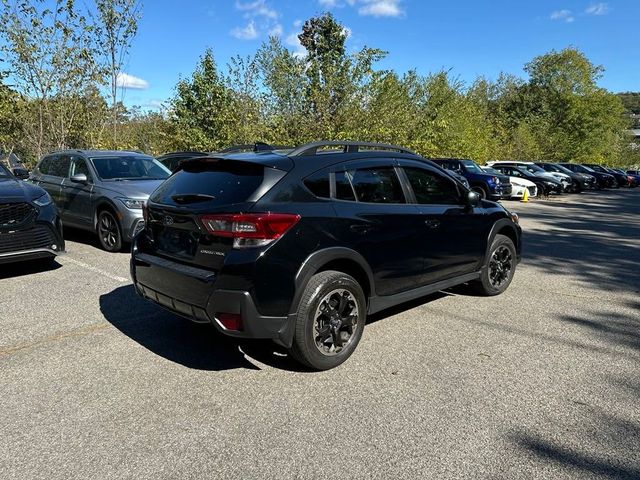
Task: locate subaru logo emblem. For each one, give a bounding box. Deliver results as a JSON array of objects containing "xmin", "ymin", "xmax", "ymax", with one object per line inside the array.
[{"xmin": 162, "ymin": 215, "xmax": 174, "ymax": 226}]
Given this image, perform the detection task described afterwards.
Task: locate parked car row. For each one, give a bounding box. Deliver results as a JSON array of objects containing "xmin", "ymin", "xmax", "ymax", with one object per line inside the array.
[{"xmin": 1, "ymin": 142, "xmax": 636, "ymax": 369}]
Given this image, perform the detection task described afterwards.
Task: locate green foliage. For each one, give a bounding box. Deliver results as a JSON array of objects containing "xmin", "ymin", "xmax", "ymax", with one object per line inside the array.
[{"xmin": 169, "ymin": 49, "xmax": 237, "ymax": 151}]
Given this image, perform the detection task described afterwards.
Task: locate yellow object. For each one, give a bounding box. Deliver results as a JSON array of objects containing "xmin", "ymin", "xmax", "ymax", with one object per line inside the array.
[{"xmin": 521, "ymin": 187, "xmax": 529, "ymax": 203}]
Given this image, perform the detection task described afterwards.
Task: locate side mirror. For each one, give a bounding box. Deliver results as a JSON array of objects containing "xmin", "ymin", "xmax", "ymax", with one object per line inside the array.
[
  {"xmin": 467, "ymin": 191, "xmax": 481, "ymax": 207},
  {"xmin": 70, "ymin": 173, "xmax": 88, "ymax": 184}
]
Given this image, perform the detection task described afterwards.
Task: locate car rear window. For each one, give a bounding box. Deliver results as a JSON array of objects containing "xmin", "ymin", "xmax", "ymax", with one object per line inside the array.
[{"xmin": 150, "ymin": 161, "xmax": 265, "ymax": 207}]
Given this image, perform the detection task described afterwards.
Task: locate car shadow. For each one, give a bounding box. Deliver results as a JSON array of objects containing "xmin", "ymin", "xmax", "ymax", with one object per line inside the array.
[
  {"xmin": 99, "ymin": 285, "xmax": 457, "ymax": 372},
  {"xmin": 99, "ymin": 284, "xmax": 311, "ymax": 372},
  {"xmin": 62, "ymin": 226, "xmax": 102, "ymax": 249},
  {"xmin": 0, "ymin": 258, "xmax": 62, "ymax": 279}
]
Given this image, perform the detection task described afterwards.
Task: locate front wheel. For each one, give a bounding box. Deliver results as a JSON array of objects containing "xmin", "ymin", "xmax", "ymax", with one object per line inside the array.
[
  {"xmin": 289, "ymin": 271, "xmax": 366, "ymax": 370},
  {"xmin": 472, "ymin": 186, "xmax": 488, "ymax": 200},
  {"xmin": 97, "ymin": 210, "xmax": 123, "ymax": 252},
  {"xmin": 472, "ymin": 234, "xmax": 517, "ymax": 296}
]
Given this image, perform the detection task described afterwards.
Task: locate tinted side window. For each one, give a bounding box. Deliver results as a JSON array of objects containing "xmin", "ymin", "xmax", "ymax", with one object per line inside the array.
[
  {"xmin": 304, "ymin": 170, "xmax": 330, "ymax": 198},
  {"xmin": 38, "ymin": 156, "xmax": 55, "ymax": 175},
  {"xmin": 350, "ymin": 167, "xmax": 405, "ymax": 204},
  {"xmin": 49, "ymin": 156, "xmax": 71, "ymax": 177},
  {"xmin": 404, "ymin": 167, "xmax": 460, "ymax": 205}
]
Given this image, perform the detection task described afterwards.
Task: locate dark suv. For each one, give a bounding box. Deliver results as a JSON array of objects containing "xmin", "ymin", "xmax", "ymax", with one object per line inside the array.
[
  {"xmin": 431, "ymin": 159, "xmax": 512, "ymax": 201},
  {"xmin": 131, "ymin": 142, "xmax": 522, "ymax": 370}
]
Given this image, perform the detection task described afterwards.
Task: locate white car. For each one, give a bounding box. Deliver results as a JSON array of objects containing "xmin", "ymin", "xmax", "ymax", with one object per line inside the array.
[
  {"xmin": 488, "ymin": 161, "xmax": 571, "ymax": 191},
  {"xmin": 482, "ymin": 167, "xmax": 537, "ymax": 199}
]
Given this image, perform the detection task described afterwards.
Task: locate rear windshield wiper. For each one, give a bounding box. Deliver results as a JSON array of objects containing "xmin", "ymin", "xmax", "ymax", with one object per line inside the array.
[{"xmin": 171, "ymin": 193, "xmax": 217, "ymax": 204}]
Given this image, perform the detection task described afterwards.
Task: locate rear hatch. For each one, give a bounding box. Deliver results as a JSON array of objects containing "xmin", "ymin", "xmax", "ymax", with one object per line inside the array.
[{"xmin": 143, "ymin": 157, "xmax": 289, "ymax": 270}]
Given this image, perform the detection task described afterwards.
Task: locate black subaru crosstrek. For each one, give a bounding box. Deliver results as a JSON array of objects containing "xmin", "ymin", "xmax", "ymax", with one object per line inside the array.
[
  {"xmin": 131, "ymin": 142, "xmax": 522, "ymax": 370},
  {"xmin": 0, "ymin": 162, "xmax": 64, "ymax": 265}
]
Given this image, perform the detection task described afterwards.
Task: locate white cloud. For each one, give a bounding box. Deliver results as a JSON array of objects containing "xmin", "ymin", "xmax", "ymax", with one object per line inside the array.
[
  {"xmin": 585, "ymin": 3, "xmax": 609, "ymax": 15},
  {"xmin": 231, "ymin": 0, "xmax": 280, "ymax": 40},
  {"xmin": 235, "ymin": 0, "xmax": 278, "ymax": 20},
  {"xmin": 317, "ymin": 0, "xmax": 404, "ymax": 18},
  {"xmin": 231, "ymin": 21, "xmax": 258, "ymax": 40},
  {"xmin": 550, "ymin": 9, "xmax": 575, "ymax": 22},
  {"xmin": 285, "ymin": 31, "xmax": 306, "ymax": 58},
  {"xmin": 358, "ymin": 0, "xmax": 403, "ymax": 17},
  {"xmin": 269, "ymin": 23, "xmax": 283, "ymax": 37},
  {"xmin": 116, "ymin": 72, "xmax": 149, "ymax": 90}
]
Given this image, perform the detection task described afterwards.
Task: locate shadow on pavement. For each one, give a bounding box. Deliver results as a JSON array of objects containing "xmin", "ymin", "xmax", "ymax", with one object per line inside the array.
[
  {"xmin": 520, "ymin": 190, "xmax": 640, "ymax": 293},
  {"xmin": 99, "ymin": 284, "xmax": 310, "ymax": 372},
  {"xmin": 0, "ymin": 258, "xmax": 61, "ymax": 279},
  {"xmin": 506, "ymin": 304, "xmax": 640, "ymax": 478}
]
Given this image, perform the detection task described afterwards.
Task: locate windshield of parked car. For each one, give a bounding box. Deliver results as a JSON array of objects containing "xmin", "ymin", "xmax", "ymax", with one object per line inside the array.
[
  {"xmin": 460, "ymin": 160, "xmax": 483, "ymax": 173},
  {"xmin": 521, "ymin": 163, "xmax": 546, "ymax": 174},
  {"xmin": 552, "ymin": 164, "xmax": 573, "ymax": 175},
  {"xmin": 482, "ymin": 167, "xmax": 500, "ymax": 174},
  {"xmin": 0, "ymin": 163, "xmax": 11, "ymax": 177},
  {"xmin": 90, "ymin": 155, "xmax": 170, "ymax": 180}
]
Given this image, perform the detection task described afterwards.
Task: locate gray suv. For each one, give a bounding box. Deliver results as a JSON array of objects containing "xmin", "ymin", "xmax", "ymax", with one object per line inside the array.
[{"xmin": 30, "ymin": 150, "xmax": 170, "ymax": 252}]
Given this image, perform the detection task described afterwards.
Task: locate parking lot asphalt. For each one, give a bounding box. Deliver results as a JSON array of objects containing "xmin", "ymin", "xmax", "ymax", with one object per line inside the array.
[{"xmin": 1, "ymin": 190, "xmax": 639, "ymax": 480}]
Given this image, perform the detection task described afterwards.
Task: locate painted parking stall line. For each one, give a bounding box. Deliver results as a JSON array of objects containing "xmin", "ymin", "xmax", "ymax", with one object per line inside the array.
[{"xmin": 58, "ymin": 256, "xmax": 129, "ymax": 283}]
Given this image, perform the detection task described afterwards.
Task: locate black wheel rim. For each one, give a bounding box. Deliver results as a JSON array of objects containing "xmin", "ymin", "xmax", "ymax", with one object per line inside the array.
[
  {"xmin": 489, "ymin": 245, "xmax": 513, "ymax": 288},
  {"xmin": 313, "ymin": 289, "xmax": 359, "ymax": 356},
  {"xmin": 99, "ymin": 213, "xmax": 119, "ymax": 249}
]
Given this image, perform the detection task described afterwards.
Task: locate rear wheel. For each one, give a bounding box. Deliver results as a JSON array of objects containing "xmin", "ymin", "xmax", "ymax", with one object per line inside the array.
[
  {"xmin": 97, "ymin": 210, "xmax": 123, "ymax": 252},
  {"xmin": 472, "ymin": 234, "xmax": 517, "ymax": 296},
  {"xmin": 289, "ymin": 271, "xmax": 366, "ymax": 370}
]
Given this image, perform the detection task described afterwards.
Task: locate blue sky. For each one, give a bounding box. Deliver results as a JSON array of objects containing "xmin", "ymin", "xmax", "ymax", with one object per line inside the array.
[{"xmin": 119, "ymin": 0, "xmax": 639, "ymax": 109}]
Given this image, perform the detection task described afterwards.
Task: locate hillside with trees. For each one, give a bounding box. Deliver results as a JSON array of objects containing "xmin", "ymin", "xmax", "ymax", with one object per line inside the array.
[{"xmin": 0, "ymin": 2, "xmax": 636, "ymax": 167}]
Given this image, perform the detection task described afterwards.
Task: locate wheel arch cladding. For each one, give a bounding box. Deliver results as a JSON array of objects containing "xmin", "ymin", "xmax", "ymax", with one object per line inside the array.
[{"xmin": 291, "ymin": 248, "xmax": 375, "ymax": 315}]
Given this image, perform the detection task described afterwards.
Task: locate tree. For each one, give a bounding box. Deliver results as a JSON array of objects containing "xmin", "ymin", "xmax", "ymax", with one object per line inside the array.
[
  {"xmin": 169, "ymin": 49, "xmax": 236, "ymax": 151},
  {"xmin": 0, "ymin": 0, "xmax": 101, "ymax": 160},
  {"xmin": 94, "ymin": 0, "xmax": 142, "ymax": 146}
]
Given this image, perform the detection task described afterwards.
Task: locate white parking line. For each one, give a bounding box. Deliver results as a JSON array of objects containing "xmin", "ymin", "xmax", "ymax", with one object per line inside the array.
[{"xmin": 59, "ymin": 256, "xmax": 129, "ymax": 283}]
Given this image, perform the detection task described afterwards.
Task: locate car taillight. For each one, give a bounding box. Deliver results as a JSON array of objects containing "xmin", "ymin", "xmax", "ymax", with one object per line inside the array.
[{"xmin": 200, "ymin": 213, "xmax": 301, "ymax": 249}]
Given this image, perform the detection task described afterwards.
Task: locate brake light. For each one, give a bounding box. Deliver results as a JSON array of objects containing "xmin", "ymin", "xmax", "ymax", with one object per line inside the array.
[{"xmin": 200, "ymin": 213, "xmax": 301, "ymax": 248}]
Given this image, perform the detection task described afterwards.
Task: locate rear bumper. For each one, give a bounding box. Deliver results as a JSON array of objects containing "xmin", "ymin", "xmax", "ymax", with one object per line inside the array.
[{"xmin": 130, "ymin": 245, "xmax": 289, "ymax": 340}]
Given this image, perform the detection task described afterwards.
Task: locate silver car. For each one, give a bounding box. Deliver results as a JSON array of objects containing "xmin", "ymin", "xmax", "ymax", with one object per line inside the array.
[{"xmin": 30, "ymin": 150, "xmax": 170, "ymax": 252}]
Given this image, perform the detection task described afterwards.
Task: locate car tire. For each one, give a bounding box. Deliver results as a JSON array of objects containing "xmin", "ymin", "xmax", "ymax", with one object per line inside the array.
[
  {"xmin": 472, "ymin": 186, "xmax": 487, "ymax": 199},
  {"xmin": 289, "ymin": 270, "xmax": 366, "ymax": 370},
  {"xmin": 535, "ymin": 183, "xmax": 546, "ymax": 196},
  {"xmin": 97, "ymin": 210, "xmax": 123, "ymax": 253},
  {"xmin": 472, "ymin": 234, "xmax": 517, "ymax": 296}
]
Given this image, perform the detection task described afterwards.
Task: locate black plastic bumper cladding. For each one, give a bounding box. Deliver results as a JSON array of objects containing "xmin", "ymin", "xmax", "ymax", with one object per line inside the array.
[{"xmin": 131, "ymin": 251, "xmax": 288, "ymax": 340}]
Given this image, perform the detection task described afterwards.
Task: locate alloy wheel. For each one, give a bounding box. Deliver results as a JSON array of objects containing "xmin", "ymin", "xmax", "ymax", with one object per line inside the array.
[
  {"xmin": 313, "ymin": 289, "xmax": 359, "ymax": 356},
  {"xmin": 488, "ymin": 245, "xmax": 513, "ymax": 288},
  {"xmin": 99, "ymin": 213, "xmax": 119, "ymax": 249}
]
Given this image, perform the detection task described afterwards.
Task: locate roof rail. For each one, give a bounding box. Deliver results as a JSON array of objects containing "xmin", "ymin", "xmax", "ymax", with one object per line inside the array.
[
  {"xmin": 219, "ymin": 142, "xmax": 293, "ymax": 154},
  {"xmin": 288, "ymin": 141, "xmax": 416, "ymax": 157}
]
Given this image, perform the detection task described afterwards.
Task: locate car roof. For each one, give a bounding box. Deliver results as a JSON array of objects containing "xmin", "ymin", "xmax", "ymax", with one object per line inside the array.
[
  {"xmin": 46, "ymin": 150, "xmax": 152, "ymax": 158},
  {"xmin": 183, "ymin": 146, "xmax": 427, "ymax": 172}
]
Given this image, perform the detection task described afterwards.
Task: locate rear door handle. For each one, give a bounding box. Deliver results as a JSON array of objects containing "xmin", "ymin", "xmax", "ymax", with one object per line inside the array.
[{"xmin": 424, "ymin": 219, "xmax": 441, "ymax": 229}]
